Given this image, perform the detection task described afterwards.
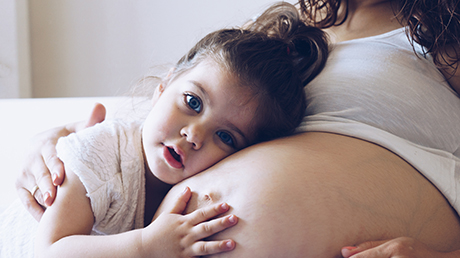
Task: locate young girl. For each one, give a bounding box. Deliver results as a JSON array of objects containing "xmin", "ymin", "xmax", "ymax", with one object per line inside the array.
[{"xmin": 33, "ymin": 3, "xmax": 328, "ymax": 258}]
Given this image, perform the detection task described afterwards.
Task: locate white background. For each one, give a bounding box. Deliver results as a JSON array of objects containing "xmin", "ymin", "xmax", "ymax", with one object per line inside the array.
[{"xmin": 1, "ymin": 0, "xmax": 295, "ymax": 98}]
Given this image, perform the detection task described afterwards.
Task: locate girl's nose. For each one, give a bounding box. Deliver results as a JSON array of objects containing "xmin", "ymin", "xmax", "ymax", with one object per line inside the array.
[{"xmin": 180, "ymin": 124, "xmax": 204, "ymax": 150}]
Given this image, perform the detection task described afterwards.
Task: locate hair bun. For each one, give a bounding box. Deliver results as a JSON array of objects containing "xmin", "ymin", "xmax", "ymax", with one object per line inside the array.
[
  {"xmin": 243, "ymin": 2, "xmax": 299, "ymax": 41},
  {"xmin": 244, "ymin": 2, "xmax": 329, "ymax": 86}
]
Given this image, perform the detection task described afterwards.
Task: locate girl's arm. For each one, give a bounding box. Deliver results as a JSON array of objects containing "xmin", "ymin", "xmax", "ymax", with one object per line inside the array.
[{"xmin": 35, "ymin": 168, "xmax": 237, "ymax": 258}]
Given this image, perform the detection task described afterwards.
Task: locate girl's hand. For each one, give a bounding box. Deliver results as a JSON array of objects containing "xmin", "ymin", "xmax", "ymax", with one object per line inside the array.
[
  {"xmin": 142, "ymin": 187, "xmax": 238, "ymax": 258},
  {"xmin": 341, "ymin": 237, "xmax": 458, "ymax": 258},
  {"xmin": 15, "ymin": 103, "xmax": 106, "ymax": 221}
]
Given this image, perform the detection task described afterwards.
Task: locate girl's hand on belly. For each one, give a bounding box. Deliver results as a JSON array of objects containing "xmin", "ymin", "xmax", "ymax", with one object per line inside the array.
[
  {"xmin": 143, "ymin": 186, "xmax": 238, "ymax": 257},
  {"xmin": 341, "ymin": 237, "xmax": 457, "ymax": 258}
]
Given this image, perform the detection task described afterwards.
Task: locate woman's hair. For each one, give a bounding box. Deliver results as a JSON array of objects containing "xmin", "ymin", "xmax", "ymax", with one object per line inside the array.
[
  {"xmin": 164, "ymin": 2, "xmax": 329, "ymax": 143},
  {"xmin": 299, "ymin": 0, "xmax": 460, "ymax": 70}
]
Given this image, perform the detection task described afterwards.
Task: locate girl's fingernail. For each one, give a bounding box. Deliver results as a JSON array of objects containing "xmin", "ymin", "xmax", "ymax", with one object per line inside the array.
[
  {"xmin": 226, "ymin": 240, "xmax": 234, "ymax": 249},
  {"xmin": 228, "ymin": 215, "xmax": 237, "ymax": 224},
  {"xmin": 221, "ymin": 203, "xmax": 229, "ymax": 210}
]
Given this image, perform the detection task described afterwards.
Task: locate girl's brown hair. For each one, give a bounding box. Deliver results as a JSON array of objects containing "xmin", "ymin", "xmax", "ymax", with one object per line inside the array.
[
  {"xmin": 299, "ymin": 0, "xmax": 460, "ymax": 70},
  {"xmin": 167, "ymin": 2, "xmax": 329, "ymax": 143}
]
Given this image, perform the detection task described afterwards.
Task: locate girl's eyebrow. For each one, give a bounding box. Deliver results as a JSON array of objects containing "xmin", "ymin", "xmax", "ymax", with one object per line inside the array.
[
  {"xmin": 225, "ymin": 121, "xmax": 249, "ymax": 148},
  {"xmin": 188, "ymin": 80, "xmax": 210, "ymax": 104}
]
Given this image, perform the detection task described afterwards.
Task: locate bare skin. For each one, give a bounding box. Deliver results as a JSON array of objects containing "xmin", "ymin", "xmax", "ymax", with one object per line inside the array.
[{"xmin": 156, "ymin": 132, "xmax": 460, "ymax": 257}]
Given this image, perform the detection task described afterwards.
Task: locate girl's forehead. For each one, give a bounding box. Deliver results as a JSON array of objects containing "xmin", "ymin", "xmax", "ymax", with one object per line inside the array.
[
  {"xmin": 176, "ymin": 59, "xmax": 250, "ymax": 93},
  {"xmin": 167, "ymin": 59, "xmax": 259, "ymax": 115}
]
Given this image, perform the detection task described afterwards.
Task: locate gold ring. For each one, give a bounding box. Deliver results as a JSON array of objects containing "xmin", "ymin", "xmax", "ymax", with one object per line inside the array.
[{"xmin": 31, "ymin": 185, "xmax": 39, "ymax": 197}]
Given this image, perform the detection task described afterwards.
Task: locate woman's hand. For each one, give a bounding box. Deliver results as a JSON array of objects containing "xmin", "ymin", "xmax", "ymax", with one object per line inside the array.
[
  {"xmin": 341, "ymin": 237, "xmax": 460, "ymax": 258},
  {"xmin": 142, "ymin": 187, "xmax": 238, "ymax": 258},
  {"xmin": 15, "ymin": 103, "xmax": 106, "ymax": 221}
]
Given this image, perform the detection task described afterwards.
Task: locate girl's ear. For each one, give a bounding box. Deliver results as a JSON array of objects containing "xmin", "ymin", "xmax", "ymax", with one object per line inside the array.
[
  {"xmin": 151, "ymin": 83, "xmax": 165, "ymax": 106},
  {"xmin": 152, "ymin": 68, "xmax": 174, "ymax": 106}
]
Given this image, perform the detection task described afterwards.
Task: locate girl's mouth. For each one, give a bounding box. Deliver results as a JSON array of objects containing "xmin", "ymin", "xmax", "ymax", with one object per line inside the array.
[
  {"xmin": 163, "ymin": 146, "xmax": 183, "ymax": 169},
  {"xmin": 168, "ymin": 147, "xmax": 181, "ymax": 162}
]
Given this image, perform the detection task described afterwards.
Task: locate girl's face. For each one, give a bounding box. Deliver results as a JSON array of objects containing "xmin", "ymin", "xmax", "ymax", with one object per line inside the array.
[{"xmin": 142, "ymin": 59, "xmax": 259, "ymax": 184}]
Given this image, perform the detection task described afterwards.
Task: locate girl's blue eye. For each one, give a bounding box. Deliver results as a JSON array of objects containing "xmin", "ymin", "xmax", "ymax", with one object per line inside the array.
[
  {"xmin": 217, "ymin": 131, "xmax": 235, "ymax": 148},
  {"xmin": 186, "ymin": 94, "xmax": 202, "ymax": 113}
]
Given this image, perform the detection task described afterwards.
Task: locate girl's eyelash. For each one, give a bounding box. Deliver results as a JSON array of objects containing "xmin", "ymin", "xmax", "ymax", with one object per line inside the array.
[
  {"xmin": 217, "ymin": 131, "xmax": 237, "ymax": 149},
  {"xmin": 184, "ymin": 92, "xmax": 202, "ymax": 113}
]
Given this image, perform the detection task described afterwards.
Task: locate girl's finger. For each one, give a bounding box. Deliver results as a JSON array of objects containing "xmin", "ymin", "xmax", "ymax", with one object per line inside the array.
[
  {"xmin": 192, "ymin": 214, "xmax": 238, "ymax": 240},
  {"xmin": 189, "ymin": 239, "xmax": 236, "ymax": 256},
  {"xmin": 167, "ymin": 186, "xmax": 192, "ymax": 214},
  {"xmin": 187, "ymin": 202, "xmax": 231, "ymax": 225}
]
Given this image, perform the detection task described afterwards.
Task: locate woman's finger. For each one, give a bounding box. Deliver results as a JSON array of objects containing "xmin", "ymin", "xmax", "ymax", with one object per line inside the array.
[
  {"xmin": 15, "ymin": 184, "xmax": 45, "ymax": 221},
  {"xmin": 342, "ymin": 237, "xmax": 441, "ymax": 258},
  {"xmin": 342, "ymin": 240, "xmax": 388, "ymax": 257},
  {"xmin": 15, "ymin": 161, "xmax": 49, "ymax": 221},
  {"xmin": 84, "ymin": 103, "xmax": 106, "ymax": 128},
  {"xmin": 41, "ymin": 141, "xmax": 66, "ymax": 187},
  {"xmin": 17, "ymin": 187, "xmax": 44, "ymax": 221},
  {"xmin": 48, "ymin": 103, "xmax": 106, "ymax": 188},
  {"xmin": 72, "ymin": 103, "xmax": 106, "ymax": 132},
  {"xmin": 39, "ymin": 142, "xmax": 65, "ymax": 206}
]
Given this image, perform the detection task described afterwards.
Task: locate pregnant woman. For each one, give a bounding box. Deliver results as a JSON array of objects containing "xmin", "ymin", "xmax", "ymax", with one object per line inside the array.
[{"xmin": 17, "ymin": 0, "xmax": 460, "ymax": 257}]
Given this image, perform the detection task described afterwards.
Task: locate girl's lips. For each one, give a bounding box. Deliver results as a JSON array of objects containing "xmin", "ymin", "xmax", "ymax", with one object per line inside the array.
[{"xmin": 163, "ymin": 146, "xmax": 183, "ymax": 169}]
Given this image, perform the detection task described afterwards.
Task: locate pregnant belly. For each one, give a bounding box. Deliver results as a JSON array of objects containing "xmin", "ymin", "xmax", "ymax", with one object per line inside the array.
[{"xmin": 156, "ymin": 132, "xmax": 460, "ymax": 258}]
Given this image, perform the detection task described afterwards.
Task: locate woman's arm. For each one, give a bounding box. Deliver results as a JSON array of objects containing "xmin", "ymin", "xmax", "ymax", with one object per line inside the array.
[
  {"xmin": 16, "ymin": 103, "xmax": 106, "ymax": 221},
  {"xmin": 35, "ymin": 167, "xmax": 238, "ymax": 258}
]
